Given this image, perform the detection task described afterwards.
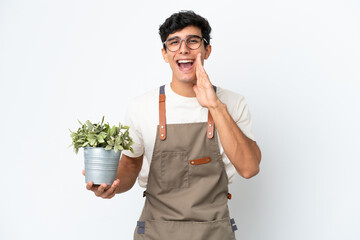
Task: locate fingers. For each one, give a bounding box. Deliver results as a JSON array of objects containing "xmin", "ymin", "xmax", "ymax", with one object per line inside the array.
[
  {"xmin": 195, "ymin": 53, "xmax": 208, "ymax": 85},
  {"xmin": 85, "ymin": 180, "xmax": 120, "ymax": 199},
  {"xmin": 193, "ymin": 84, "xmax": 198, "ymax": 95},
  {"xmin": 97, "ymin": 183, "xmax": 107, "ymax": 191},
  {"xmin": 82, "ymin": 169, "xmax": 85, "ymax": 176},
  {"xmin": 196, "ymin": 53, "xmax": 202, "ymax": 67},
  {"xmin": 95, "ymin": 183, "xmax": 108, "ymax": 197},
  {"xmin": 85, "ymin": 181, "xmax": 105, "ymax": 194},
  {"xmin": 195, "ymin": 53, "xmax": 203, "ymax": 82},
  {"xmin": 195, "ymin": 53, "xmax": 202, "ymax": 73},
  {"xmin": 101, "ymin": 179, "xmax": 120, "ymax": 199},
  {"xmin": 86, "ymin": 181, "xmax": 94, "ymax": 190},
  {"xmin": 196, "ymin": 53, "xmax": 206, "ymax": 73}
]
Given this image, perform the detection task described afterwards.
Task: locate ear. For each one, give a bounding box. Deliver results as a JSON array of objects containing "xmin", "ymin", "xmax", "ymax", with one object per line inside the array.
[
  {"xmin": 204, "ymin": 44, "xmax": 212, "ymax": 60},
  {"xmin": 161, "ymin": 48, "xmax": 169, "ymax": 63}
]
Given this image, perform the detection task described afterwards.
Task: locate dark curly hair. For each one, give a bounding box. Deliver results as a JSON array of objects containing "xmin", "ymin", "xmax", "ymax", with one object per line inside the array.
[{"xmin": 159, "ymin": 10, "xmax": 212, "ymax": 51}]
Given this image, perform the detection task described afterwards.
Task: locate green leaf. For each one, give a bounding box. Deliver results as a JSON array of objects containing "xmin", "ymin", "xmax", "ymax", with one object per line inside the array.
[
  {"xmin": 105, "ymin": 145, "xmax": 112, "ymax": 150},
  {"xmin": 97, "ymin": 136, "xmax": 105, "ymax": 143},
  {"xmin": 107, "ymin": 139, "xmax": 114, "ymax": 146},
  {"xmin": 115, "ymin": 127, "xmax": 120, "ymax": 135},
  {"xmin": 89, "ymin": 138, "xmax": 96, "ymax": 146},
  {"xmin": 86, "ymin": 120, "xmax": 94, "ymax": 131},
  {"xmin": 112, "ymin": 126, "xmax": 117, "ymax": 136},
  {"xmin": 99, "ymin": 132, "xmax": 107, "ymax": 139}
]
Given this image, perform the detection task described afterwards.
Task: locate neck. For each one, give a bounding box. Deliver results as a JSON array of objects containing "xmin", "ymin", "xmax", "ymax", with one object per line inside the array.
[{"xmin": 170, "ymin": 80, "xmax": 196, "ymax": 97}]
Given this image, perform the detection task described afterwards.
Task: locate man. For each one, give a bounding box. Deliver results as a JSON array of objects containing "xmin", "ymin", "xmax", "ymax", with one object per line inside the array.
[{"xmin": 84, "ymin": 10, "xmax": 261, "ymax": 240}]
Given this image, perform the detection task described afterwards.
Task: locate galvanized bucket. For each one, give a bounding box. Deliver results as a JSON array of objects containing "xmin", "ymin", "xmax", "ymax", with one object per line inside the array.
[{"xmin": 84, "ymin": 147, "xmax": 121, "ymax": 185}]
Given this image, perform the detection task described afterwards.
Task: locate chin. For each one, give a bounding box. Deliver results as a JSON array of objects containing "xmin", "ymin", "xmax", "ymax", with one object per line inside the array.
[
  {"xmin": 176, "ymin": 74, "xmax": 196, "ymax": 84},
  {"xmin": 179, "ymin": 78, "xmax": 196, "ymax": 84}
]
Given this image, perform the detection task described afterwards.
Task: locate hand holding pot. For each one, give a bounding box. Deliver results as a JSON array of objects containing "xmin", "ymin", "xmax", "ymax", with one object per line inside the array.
[{"xmin": 82, "ymin": 169, "xmax": 120, "ymax": 199}]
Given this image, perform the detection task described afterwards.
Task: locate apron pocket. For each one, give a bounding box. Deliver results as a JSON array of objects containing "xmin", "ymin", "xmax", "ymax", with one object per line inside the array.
[
  {"xmin": 160, "ymin": 151, "xmax": 189, "ymax": 189},
  {"xmin": 137, "ymin": 217, "xmax": 236, "ymax": 240}
]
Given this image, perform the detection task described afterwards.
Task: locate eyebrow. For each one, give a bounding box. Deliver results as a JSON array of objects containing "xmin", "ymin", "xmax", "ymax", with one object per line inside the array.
[{"xmin": 166, "ymin": 35, "xmax": 202, "ymax": 42}]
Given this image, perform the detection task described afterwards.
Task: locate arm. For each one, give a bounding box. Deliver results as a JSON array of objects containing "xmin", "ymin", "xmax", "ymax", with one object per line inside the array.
[
  {"xmin": 209, "ymin": 101, "xmax": 261, "ymax": 178},
  {"xmin": 115, "ymin": 154, "xmax": 143, "ymax": 194},
  {"xmin": 85, "ymin": 154, "xmax": 143, "ymax": 199},
  {"xmin": 193, "ymin": 53, "xmax": 261, "ymax": 179}
]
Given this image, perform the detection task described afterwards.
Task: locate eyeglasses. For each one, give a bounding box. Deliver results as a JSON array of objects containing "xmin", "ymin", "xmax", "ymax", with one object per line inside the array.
[{"xmin": 163, "ymin": 35, "xmax": 208, "ymax": 52}]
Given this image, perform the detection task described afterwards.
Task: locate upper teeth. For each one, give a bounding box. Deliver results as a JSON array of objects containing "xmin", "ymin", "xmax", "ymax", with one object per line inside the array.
[{"xmin": 178, "ymin": 60, "xmax": 193, "ymax": 63}]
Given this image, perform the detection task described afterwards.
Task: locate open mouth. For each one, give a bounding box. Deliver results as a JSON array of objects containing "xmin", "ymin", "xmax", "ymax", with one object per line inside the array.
[{"xmin": 176, "ymin": 59, "xmax": 194, "ymax": 71}]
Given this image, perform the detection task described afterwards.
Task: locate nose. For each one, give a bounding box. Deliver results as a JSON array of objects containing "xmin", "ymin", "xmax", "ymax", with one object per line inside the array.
[{"xmin": 179, "ymin": 39, "xmax": 190, "ymax": 54}]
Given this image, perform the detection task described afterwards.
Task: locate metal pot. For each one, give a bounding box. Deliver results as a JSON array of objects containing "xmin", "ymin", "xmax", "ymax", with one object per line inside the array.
[{"xmin": 84, "ymin": 147, "xmax": 121, "ymax": 185}]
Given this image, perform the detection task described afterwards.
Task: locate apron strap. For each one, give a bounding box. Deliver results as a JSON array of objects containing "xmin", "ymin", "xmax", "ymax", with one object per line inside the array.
[
  {"xmin": 158, "ymin": 85, "xmax": 217, "ymax": 140},
  {"xmin": 159, "ymin": 85, "xmax": 166, "ymax": 140},
  {"xmin": 207, "ymin": 85, "xmax": 217, "ymax": 139}
]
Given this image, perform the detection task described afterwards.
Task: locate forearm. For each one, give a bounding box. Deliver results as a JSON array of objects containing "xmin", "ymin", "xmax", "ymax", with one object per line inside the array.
[
  {"xmin": 115, "ymin": 154, "xmax": 143, "ymax": 194},
  {"xmin": 209, "ymin": 100, "xmax": 261, "ymax": 178}
]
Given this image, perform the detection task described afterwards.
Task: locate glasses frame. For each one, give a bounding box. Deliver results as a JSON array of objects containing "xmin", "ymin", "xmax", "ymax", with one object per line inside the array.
[{"xmin": 163, "ymin": 35, "xmax": 208, "ymax": 52}]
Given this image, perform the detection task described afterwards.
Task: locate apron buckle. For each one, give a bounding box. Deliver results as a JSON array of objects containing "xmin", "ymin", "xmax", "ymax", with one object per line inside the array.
[{"xmin": 227, "ymin": 193, "xmax": 232, "ymax": 200}]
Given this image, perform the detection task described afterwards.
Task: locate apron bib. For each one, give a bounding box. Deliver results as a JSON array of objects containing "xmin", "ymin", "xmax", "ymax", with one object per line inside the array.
[{"xmin": 134, "ymin": 85, "xmax": 237, "ymax": 240}]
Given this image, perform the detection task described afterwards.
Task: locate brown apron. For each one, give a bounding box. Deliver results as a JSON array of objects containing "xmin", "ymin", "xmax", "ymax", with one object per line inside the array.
[{"xmin": 134, "ymin": 85, "xmax": 238, "ymax": 240}]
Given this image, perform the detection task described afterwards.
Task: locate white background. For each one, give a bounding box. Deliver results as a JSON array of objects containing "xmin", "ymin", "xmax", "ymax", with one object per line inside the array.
[{"xmin": 1, "ymin": 0, "xmax": 359, "ymax": 239}]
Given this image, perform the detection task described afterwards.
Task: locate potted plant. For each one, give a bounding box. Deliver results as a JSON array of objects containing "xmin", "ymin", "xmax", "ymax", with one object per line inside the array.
[{"xmin": 69, "ymin": 116, "xmax": 134, "ymax": 185}]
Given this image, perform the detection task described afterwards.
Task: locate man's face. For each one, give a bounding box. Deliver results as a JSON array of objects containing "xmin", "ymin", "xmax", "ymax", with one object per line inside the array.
[{"xmin": 162, "ymin": 25, "xmax": 211, "ymax": 85}]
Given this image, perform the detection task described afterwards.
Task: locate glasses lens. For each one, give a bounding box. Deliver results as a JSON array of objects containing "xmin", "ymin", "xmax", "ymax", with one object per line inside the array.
[
  {"xmin": 166, "ymin": 38, "xmax": 180, "ymax": 52},
  {"xmin": 187, "ymin": 36, "xmax": 202, "ymax": 50}
]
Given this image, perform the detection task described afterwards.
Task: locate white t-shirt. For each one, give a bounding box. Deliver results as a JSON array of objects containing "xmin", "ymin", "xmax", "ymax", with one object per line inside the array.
[{"xmin": 122, "ymin": 83, "xmax": 256, "ymax": 188}]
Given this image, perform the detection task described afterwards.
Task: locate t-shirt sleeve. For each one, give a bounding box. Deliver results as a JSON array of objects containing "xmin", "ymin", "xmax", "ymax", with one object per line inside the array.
[
  {"xmin": 122, "ymin": 100, "xmax": 145, "ymax": 158},
  {"xmin": 234, "ymin": 96, "xmax": 256, "ymax": 142}
]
